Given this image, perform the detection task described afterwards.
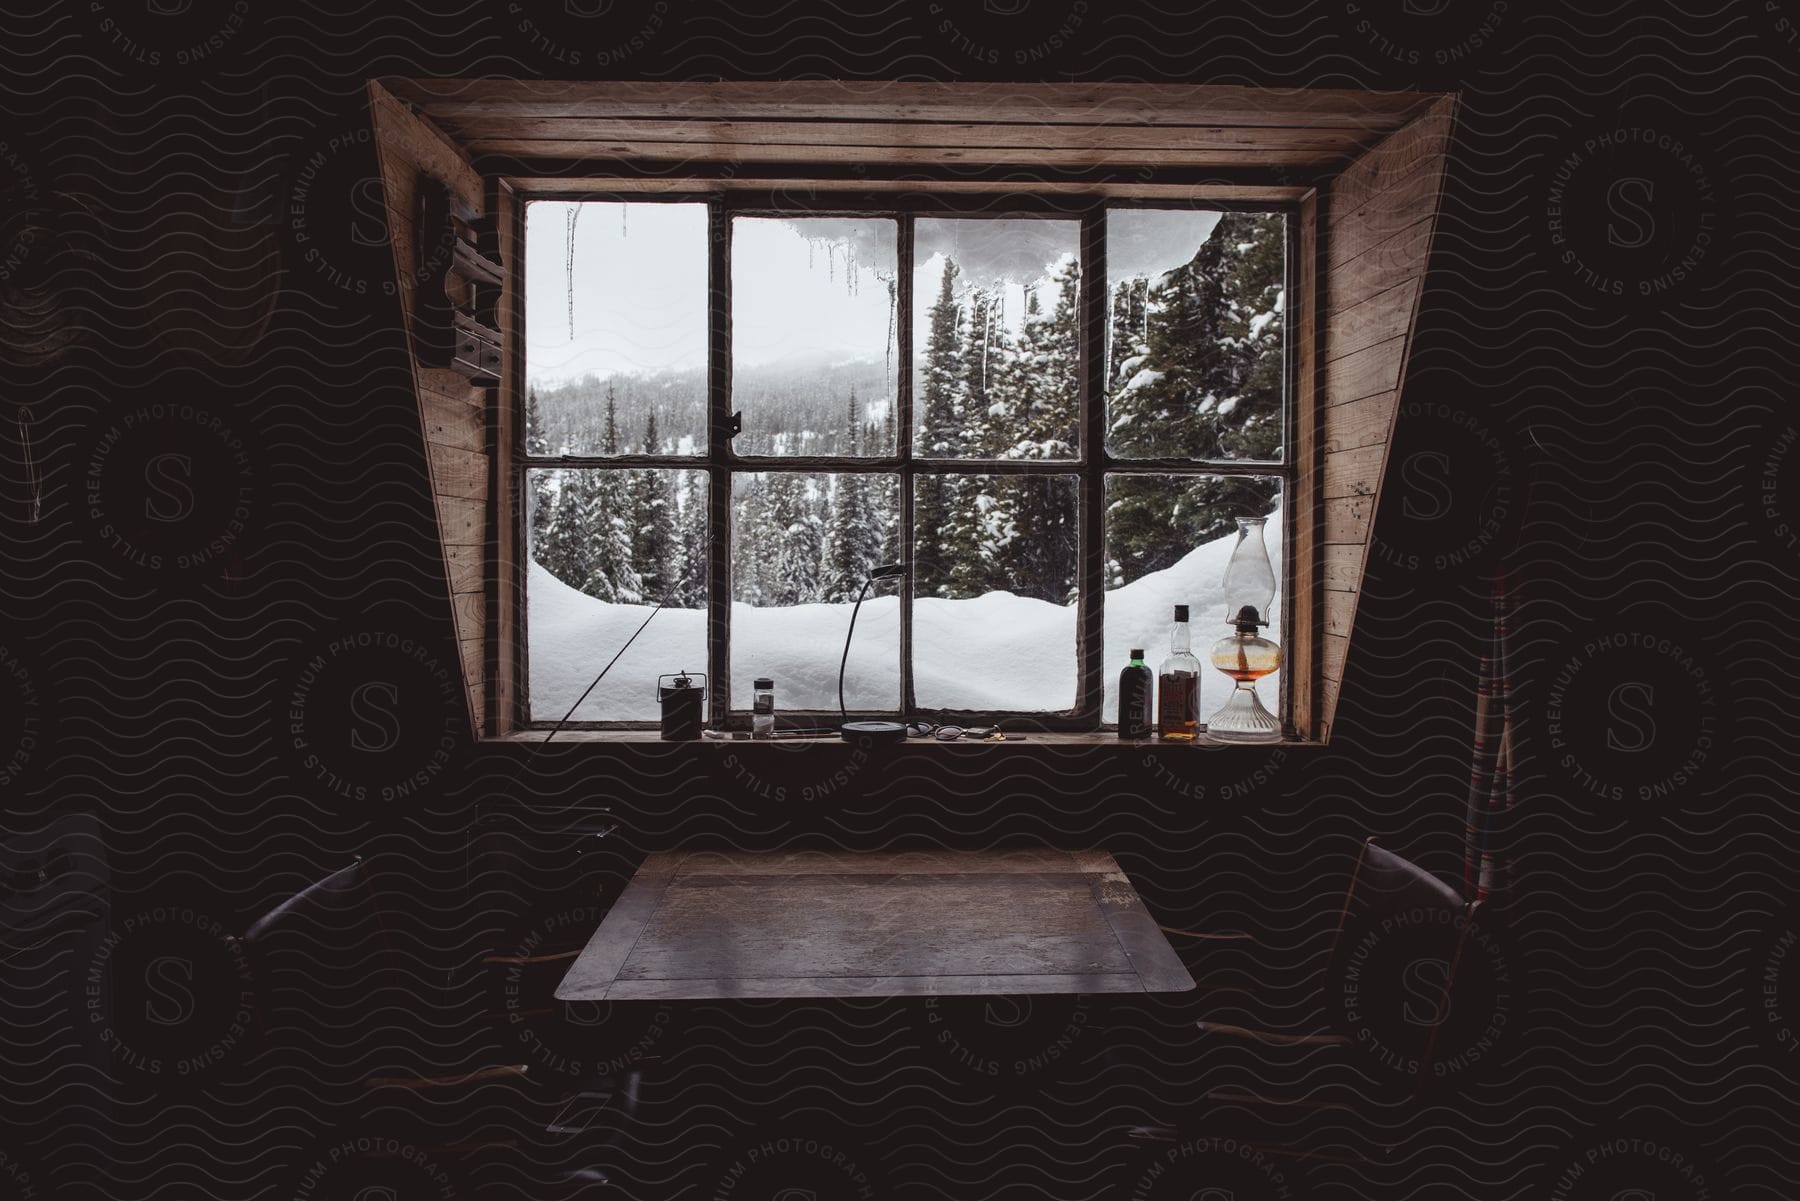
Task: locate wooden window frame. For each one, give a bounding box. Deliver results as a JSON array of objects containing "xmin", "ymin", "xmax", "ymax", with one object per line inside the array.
[{"xmin": 506, "ymin": 188, "xmax": 1309, "ymax": 735}]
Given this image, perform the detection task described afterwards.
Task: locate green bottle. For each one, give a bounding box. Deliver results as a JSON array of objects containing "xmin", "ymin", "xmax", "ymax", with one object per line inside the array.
[{"xmin": 1118, "ymin": 648, "xmax": 1153, "ymax": 739}]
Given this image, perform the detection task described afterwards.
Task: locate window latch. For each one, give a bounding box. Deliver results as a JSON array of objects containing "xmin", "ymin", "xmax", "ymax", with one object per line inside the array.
[{"xmin": 728, "ymin": 411, "xmax": 743, "ymax": 439}]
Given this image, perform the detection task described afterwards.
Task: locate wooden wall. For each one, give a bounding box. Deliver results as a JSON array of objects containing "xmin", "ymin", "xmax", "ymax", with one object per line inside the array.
[
  {"xmin": 1315, "ymin": 95, "xmax": 1457, "ymax": 740},
  {"xmin": 367, "ymin": 80, "xmax": 491, "ymax": 735}
]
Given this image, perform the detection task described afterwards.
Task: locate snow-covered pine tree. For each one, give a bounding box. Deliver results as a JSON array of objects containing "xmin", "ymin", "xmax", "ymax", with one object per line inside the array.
[
  {"xmin": 671, "ymin": 472, "xmax": 707, "ymax": 608},
  {"xmin": 525, "ymin": 386, "xmax": 548, "ymax": 455},
  {"xmin": 988, "ymin": 257, "xmax": 1081, "ymax": 603},
  {"xmin": 533, "ymin": 471, "xmax": 579, "ymax": 586},
  {"xmin": 631, "ymin": 410, "xmax": 678, "ymax": 603},
  {"xmin": 731, "ymin": 476, "xmax": 771, "ymax": 605},
  {"xmin": 523, "ymin": 389, "xmax": 564, "ymax": 580},
  {"xmin": 766, "ymin": 471, "xmax": 823, "ymax": 605},
  {"xmin": 824, "ymin": 390, "xmax": 882, "ymax": 601},
  {"xmin": 576, "ymin": 387, "xmax": 644, "ymax": 603},
  {"xmin": 913, "ymin": 259, "xmax": 963, "ymax": 597},
  {"xmin": 878, "ymin": 406, "xmax": 902, "ymax": 567}
]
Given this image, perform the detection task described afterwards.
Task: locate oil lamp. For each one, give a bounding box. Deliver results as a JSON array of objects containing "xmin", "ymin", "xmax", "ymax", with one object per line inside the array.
[{"xmin": 1207, "ymin": 516, "xmax": 1282, "ymax": 743}]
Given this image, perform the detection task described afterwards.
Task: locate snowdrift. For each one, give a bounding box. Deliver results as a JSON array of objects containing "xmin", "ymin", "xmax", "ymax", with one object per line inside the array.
[{"xmin": 528, "ymin": 507, "xmax": 1283, "ymax": 724}]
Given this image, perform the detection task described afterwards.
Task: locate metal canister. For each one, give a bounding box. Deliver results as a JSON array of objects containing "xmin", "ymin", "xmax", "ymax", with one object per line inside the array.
[{"xmin": 657, "ymin": 673, "xmax": 706, "ymax": 741}]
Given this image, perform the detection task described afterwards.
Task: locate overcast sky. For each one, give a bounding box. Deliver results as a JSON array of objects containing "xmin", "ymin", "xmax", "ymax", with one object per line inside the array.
[{"xmin": 524, "ymin": 201, "xmax": 1224, "ymax": 386}]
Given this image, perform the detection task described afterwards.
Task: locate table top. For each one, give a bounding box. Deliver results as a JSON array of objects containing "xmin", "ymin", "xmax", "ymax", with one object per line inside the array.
[{"xmin": 554, "ymin": 848, "xmax": 1196, "ymax": 1001}]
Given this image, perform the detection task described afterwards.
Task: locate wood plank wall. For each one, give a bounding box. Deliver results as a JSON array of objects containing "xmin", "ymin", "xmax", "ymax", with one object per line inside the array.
[
  {"xmin": 1315, "ymin": 95, "xmax": 1457, "ymax": 740},
  {"xmin": 368, "ymin": 80, "xmax": 490, "ymax": 735}
]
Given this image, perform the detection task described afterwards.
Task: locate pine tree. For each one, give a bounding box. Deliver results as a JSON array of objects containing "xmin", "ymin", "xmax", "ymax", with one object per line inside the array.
[
  {"xmin": 576, "ymin": 387, "xmax": 644, "ymax": 603},
  {"xmin": 766, "ymin": 471, "xmax": 823, "ymax": 605},
  {"xmin": 525, "ymin": 387, "xmax": 549, "ymax": 455},
  {"xmin": 959, "ymin": 288, "xmax": 1003, "ymax": 457},
  {"xmin": 534, "ymin": 470, "xmax": 583, "ymax": 587},
  {"xmin": 671, "ymin": 473, "xmax": 707, "ymax": 608},
  {"xmin": 913, "ymin": 259, "xmax": 963, "ymax": 597},
  {"xmin": 878, "ymin": 406, "xmax": 902, "ymax": 567},
  {"xmin": 990, "ymin": 257, "xmax": 1081, "ymax": 603},
  {"xmin": 731, "ymin": 476, "xmax": 772, "ymax": 606},
  {"xmin": 825, "ymin": 391, "xmax": 882, "ymax": 601},
  {"xmin": 631, "ymin": 410, "xmax": 678, "ymax": 603}
]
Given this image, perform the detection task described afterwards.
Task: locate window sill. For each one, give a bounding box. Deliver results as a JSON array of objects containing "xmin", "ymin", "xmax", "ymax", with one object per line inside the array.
[{"xmin": 490, "ymin": 730, "xmax": 1322, "ymax": 749}]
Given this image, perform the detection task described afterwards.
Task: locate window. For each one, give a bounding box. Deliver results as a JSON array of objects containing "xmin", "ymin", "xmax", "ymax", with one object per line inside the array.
[{"xmin": 518, "ymin": 196, "xmax": 1293, "ymax": 731}]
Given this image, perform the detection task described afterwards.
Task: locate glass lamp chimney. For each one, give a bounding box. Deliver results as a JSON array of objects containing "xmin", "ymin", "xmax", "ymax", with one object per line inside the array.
[{"xmin": 1207, "ymin": 516, "xmax": 1283, "ymax": 743}]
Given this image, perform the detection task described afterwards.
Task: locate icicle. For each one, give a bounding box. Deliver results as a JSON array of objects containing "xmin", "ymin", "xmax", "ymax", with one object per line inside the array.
[
  {"xmin": 564, "ymin": 205, "xmax": 581, "ymax": 341},
  {"xmin": 885, "ymin": 276, "xmax": 896, "ymax": 383},
  {"xmin": 982, "ymin": 294, "xmax": 993, "ymax": 392}
]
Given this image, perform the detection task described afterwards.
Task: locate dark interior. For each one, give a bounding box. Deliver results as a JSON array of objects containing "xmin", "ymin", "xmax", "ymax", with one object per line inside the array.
[{"xmin": 1, "ymin": 4, "xmax": 1790, "ymax": 1199}]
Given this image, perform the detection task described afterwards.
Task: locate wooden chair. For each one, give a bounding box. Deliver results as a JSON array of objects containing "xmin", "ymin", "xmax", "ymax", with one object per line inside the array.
[
  {"xmin": 236, "ymin": 855, "xmax": 628, "ymax": 1191},
  {"xmin": 1137, "ymin": 837, "xmax": 1484, "ymax": 1157}
]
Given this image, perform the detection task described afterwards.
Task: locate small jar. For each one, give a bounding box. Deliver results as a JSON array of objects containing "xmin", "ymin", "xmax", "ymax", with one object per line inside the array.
[{"xmin": 752, "ymin": 677, "xmax": 775, "ymax": 738}]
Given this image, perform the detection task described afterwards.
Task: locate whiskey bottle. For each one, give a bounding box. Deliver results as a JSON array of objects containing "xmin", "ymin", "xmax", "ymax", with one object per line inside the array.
[{"xmin": 1158, "ymin": 605, "xmax": 1203, "ymax": 741}]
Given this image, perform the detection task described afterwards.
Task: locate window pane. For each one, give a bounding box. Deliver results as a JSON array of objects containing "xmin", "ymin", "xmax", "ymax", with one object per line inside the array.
[
  {"xmin": 1105, "ymin": 209, "xmax": 1286, "ymax": 462},
  {"xmin": 526, "ymin": 468, "xmax": 708, "ymax": 722},
  {"xmin": 730, "ymin": 472, "xmax": 901, "ymax": 711},
  {"xmin": 914, "ymin": 217, "xmax": 1080, "ymax": 461},
  {"xmin": 732, "ymin": 217, "xmax": 898, "ymax": 457},
  {"xmin": 1104, "ymin": 475, "xmax": 1284, "ymax": 725},
  {"xmin": 913, "ymin": 473, "xmax": 1078, "ymax": 712},
  {"xmin": 525, "ymin": 201, "xmax": 708, "ymax": 457}
]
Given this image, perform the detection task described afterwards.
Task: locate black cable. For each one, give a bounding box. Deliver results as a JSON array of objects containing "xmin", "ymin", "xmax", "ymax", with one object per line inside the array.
[
  {"xmin": 838, "ymin": 575, "xmax": 876, "ymax": 725},
  {"xmin": 838, "ymin": 562, "xmax": 907, "ymax": 724},
  {"xmin": 535, "ymin": 600, "xmax": 665, "ymax": 752}
]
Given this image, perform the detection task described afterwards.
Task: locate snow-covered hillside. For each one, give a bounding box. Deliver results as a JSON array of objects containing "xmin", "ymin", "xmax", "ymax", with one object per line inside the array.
[{"xmin": 528, "ymin": 507, "xmax": 1282, "ymax": 724}]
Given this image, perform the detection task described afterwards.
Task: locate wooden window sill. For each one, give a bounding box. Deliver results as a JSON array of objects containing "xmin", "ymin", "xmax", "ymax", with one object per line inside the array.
[{"xmin": 490, "ymin": 730, "xmax": 1321, "ymax": 748}]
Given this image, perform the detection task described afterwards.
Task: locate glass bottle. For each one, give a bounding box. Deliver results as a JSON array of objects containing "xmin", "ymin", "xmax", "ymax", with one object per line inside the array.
[
  {"xmin": 1158, "ymin": 606, "xmax": 1203, "ymax": 741},
  {"xmin": 752, "ymin": 677, "xmax": 775, "ymax": 738},
  {"xmin": 1118, "ymin": 648, "xmax": 1153, "ymax": 740},
  {"xmin": 1207, "ymin": 517, "xmax": 1283, "ymax": 743}
]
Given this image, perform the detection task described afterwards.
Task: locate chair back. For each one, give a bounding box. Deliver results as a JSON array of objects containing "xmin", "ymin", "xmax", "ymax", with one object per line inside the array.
[
  {"xmin": 1330, "ymin": 837, "xmax": 1478, "ymax": 1095},
  {"xmin": 236, "ymin": 856, "xmax": 400, "ymax": 1090},
  {"xmin": 242, "ymin": 857, "xmax": 374, "ymax": 946},
  {"xmin": 1352, "ymin": 840, "xmax": 1465, "ymax": 917}
]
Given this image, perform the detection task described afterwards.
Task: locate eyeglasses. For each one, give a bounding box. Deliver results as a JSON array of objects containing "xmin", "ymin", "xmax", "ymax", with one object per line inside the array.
[{"xmin": 905, "ymin": 721, "xmax": 1002, "ymax": 742}]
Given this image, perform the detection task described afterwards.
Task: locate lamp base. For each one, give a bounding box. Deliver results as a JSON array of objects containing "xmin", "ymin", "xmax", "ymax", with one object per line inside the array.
[
  {"xmin": 841, "ymin": 720, "xmax": 907, "ymax": 746},
  {"xmin": 1207, "ymin": 682, "xmax": 1283, "ymax": 744}
]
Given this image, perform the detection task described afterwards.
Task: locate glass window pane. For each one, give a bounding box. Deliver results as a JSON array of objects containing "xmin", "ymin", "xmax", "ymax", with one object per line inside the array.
[
  {"xmin": 732, "ymin": 217, "xmax": 898, "ymax": 457},
  {"xmin": 524, "ymin": 201, "xmax": 708, "ymax": 457},
  {"xmin": 1104, "ymin": 475, "xmax": 1284, "ymax": 726},
  {"xmin": 913, "ymin": 473, "xmax": 1078, "ymax": 712},
  {"xmin": 1105, "ymin": 209, "xmax": 1286, "ymax": 463},
  {"xmin": 730, "ymin": 472, "xmax": 901, "ymax": 711},
  {"xmin": 914, "ymin": 217, "xmax": 1081, "ymax": 461},
  {"xmin": 526, "ymin": 468, "xmax": 708, "ymax": 722}
]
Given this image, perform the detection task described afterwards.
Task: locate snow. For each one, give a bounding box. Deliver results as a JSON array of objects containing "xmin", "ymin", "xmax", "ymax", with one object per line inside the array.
[
  {"xmin": 1120, "ymin": 368, "xmax": 1165, "ymax": 394},
  {"xmin": 528, "ymin": 505, "xmax": 1283, "ymax": 724}
]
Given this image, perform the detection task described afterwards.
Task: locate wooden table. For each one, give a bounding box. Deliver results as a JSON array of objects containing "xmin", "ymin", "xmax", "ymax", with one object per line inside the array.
[{"xmin": 554, "ymin": 849, "xmax": 1195, "ymax": 1001}]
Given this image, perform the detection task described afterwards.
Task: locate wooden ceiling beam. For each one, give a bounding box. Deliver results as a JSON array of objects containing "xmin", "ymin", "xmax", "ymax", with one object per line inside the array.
[{"xmin": 381, "ymin": 78, "xmax": 1440, "ymax": 132}]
